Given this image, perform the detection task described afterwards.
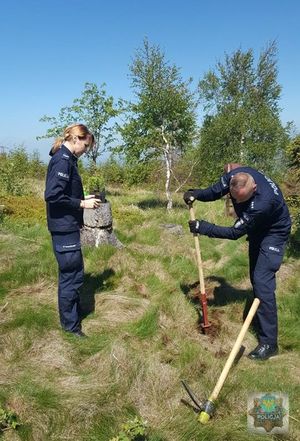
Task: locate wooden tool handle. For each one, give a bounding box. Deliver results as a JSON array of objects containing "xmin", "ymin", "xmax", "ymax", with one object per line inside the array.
[
  {"xmin": 209, "ymin": 298, "xmax": 260, "ymax": 402},
  {"xmin": 189, "ymin": 205, "xmax": 206, "ymax": 295}
]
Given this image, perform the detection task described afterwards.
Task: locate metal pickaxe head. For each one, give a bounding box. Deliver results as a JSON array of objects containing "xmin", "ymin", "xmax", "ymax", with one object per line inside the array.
[
  {"xmin": 181, "ymin": 381, "xmax": 216, "ymax": 424},
  {"xmin": 198, "ymin": 399, "xmax": 216, "ymax": 424},
  {"xmin": 181, "ymin": 380, "xmax": 205, "ymax": 413}
]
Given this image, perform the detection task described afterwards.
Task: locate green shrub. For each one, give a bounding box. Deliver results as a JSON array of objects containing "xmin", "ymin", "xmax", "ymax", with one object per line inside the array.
[
  {"xmin": 0, "ymin": 404, "xmax": 20, "ymax": 431},
  {"xmin": 110, "ymin": 416, "xmax": 148, "ymax": 441},
  {"xmin": 0, "ymin": 195, "xmax": 46, "ymax": 224},
  {"xmin": 0, "ymin": 147, "xmax": 46, "ymax": 196},
  {"xmin": 84, "ymin": 174, "xmax": 106, "ymax": 194},
  {"xmin": 286, "ymin": 194, "xmax": 300, "ymax": 228},
  {"xmin": 0, "ymin": 157, "xmax": 26, "ymax": 196},
  {"xmin": 124, "ymin": 162, "xmax": 156, "ymax": 187},
  {"xmin": 101, "ymin": 158, "xmax": 125, "ymax": 185}
]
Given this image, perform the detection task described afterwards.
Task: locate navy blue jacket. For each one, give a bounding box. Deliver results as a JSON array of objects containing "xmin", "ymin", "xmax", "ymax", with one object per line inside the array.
[
  {"xmin": 194, "ymin": 167, "xmax": 291, "ymax": 243},
  {"xmin": 45, "ymin": 145, "xmax": 84, "ymax": 232}
]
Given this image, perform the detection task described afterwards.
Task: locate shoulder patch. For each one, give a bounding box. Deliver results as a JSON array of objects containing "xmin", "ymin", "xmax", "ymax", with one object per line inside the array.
[
  {"xmin": 221, "ymin": 176, "xmax": 228, "ymax": 188},
  {"xmin": 62, "ymin": 153, "xmax": 70, "ymax": 160},
  {"xmin": 234, "ymin": 218, "xmax": 244, "ymax": 229},
  {"xmin": 57, "ymin": 171, "xmax": 69, "ymax": 179},
  {"xmin": 234, "ymin": 212, "xmax": 250, "ymax": 229},
  {"xmin": 243, "ymin": 213, "xmax": 250, "ymax": 222}
]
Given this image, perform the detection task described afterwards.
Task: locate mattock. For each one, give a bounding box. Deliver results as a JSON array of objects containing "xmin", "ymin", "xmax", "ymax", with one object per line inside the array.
[{"xmin": 182, "ymin": 298, "xmax": 261, "ymax": 424}]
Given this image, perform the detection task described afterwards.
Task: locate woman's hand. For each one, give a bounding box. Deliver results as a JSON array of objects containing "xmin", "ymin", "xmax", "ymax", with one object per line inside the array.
[
  {"xmin": 84, "ymin": 194, "xmax": 96, "ymax": 200},
  {"xmin": 80, "ymin": 197, "xmax": 100, "ymax": 209}
]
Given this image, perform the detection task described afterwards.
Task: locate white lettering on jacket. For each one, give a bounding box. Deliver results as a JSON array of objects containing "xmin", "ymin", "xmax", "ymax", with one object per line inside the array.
[
  {"xmin": 269, "ymin": 246, "xmax": 280, "ymax": 252},
  {"xmin": 58, "ymin": 172, "xmax": 69, "ymax": 179},
  {"xmin": 263, "ymin": 175, "xmax": 279, "ymax": 195}
]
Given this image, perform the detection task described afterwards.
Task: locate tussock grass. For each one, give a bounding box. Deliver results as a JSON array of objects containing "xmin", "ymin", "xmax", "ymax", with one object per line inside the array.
[
  {"xmin": 0, "ymin": 189, "xmax": 299, "ymax": 440},
  {"xmin": 4, "ymin": 305, "xmax": 57, "ymax": 333},
  {"xmin": 126, "ymin": 306, "xmax": 159, "ymax": 339}
]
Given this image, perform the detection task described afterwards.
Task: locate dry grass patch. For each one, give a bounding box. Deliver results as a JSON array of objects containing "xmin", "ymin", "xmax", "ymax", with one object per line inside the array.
[
  {"xmin": 94, "ymin": 292, "xmax": 150, "ymax": 328},
  {"xmin": 28, "ymin": 332, "xmax": 74, "ymax": 372},
  {"xmin": 130, "ymin": 242, "xmax": 163, "ymax": 257},
  {"xmin": 108, "ymin": 250, "xmax": 140, "ymax": 275},
  {"xmin": 130, "ymin": 355, "xmax": 180, "ymax": 427},
  {"xmin": 155, "ymin": 232, "xmax": 193, "ymax": 259},
  {"xmin": 0, "ymin": 329, "xmax": 35, "ymax": 363},
  {"xmin": 7, "ymin": 280, "xmax": 56, "ymax": 306},
  {"xmin": 0, "ymin": 255, "xmax": 16, "ymax": 274},
  {"xmin": 140, "ymin": 259, "xmax": 171, "ymax": 284},
  {"xmin": 277, "ymin": 261, "xmax": 299, "ymax": 284}
]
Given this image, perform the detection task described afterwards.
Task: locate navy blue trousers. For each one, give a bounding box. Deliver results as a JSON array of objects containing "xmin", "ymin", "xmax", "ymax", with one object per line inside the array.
[
  {"xmin": 249, "ymin": 237, "xmax": 287, "ymax": 346},
  {"xmin": 51, "ymin": 231, "xmax": 84, "ymax": 333}
]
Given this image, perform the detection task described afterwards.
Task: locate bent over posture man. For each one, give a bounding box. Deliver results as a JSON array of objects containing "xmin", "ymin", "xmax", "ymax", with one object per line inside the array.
[{"xmin": 184, "ymin": 166, "xmax": 291, "ymax": 360}]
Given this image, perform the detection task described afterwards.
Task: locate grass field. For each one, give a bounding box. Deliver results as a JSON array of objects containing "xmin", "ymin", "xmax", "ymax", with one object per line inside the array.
[{"xmin": 0, "ymin": 186, "xmax": 299, "ymax": 440}]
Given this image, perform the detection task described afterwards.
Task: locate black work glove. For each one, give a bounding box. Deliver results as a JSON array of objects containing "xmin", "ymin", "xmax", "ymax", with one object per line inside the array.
[
  {"xmin": 183, "ymin": 189, "xmax": 200, "ymax": 205},
  {"xmin": 188, "ymin": 219, "xmax": 210, "ymax": 235}
]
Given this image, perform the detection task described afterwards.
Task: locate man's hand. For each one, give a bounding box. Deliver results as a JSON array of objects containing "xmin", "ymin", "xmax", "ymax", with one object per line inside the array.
[
  {"xmin": 188, "ymin": 219, "xmax": 204, "ymax": 234},
  {"xmin": 183, "ymin": 189, "xmax": 197, "ymax": 205}
]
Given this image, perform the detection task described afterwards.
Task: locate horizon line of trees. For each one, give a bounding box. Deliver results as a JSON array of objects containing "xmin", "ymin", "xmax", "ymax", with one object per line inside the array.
[{"xmin": 2, "ymin": 39, "xmax": 299, "ymax": 210}]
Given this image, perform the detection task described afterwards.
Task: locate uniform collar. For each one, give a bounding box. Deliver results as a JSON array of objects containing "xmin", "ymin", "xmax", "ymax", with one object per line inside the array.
[
  {"xmin": 61, "ymin": 144, "xmax": 78, "ymax": 163},
  {"xmin": 48, "ymin": 144, "xmax": 78, "ymax": 163}
]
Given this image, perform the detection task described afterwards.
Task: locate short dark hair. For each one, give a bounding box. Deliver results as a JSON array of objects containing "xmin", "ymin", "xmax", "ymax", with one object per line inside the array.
[{"xmin": 230, "ymin": 173, "xmax": 255, "ymax": 190}]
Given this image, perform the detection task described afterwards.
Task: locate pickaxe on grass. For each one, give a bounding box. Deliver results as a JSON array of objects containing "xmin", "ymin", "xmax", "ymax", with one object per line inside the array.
[
  {"xmin": 188, "ymin": 201, "xmax": 211, "ymax": 332},
  {"xmin": 181, "ymin": 298, "xmax": 260, "ymax": 424}
]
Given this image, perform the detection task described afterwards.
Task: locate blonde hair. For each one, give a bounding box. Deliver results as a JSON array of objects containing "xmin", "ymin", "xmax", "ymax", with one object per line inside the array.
[{"xmin": 51, "ymin": 124, "xmax": 94, "ymax": 153}]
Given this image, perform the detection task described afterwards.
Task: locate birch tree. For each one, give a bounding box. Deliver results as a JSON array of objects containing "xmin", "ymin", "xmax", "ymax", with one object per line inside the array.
[
  {"xmin": 119, "ymin": 39, "xmax": 197, "ymax": 209},
  {"xmin": 198, "ymin": 41, "xmax": 290, "ymax": 181},
  {"xmin": 38, "ymin": 82, "xmax": 122, "ymax": 164}
]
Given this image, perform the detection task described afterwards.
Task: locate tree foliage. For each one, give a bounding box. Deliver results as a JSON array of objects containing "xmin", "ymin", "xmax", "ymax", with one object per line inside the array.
[
  {"xmin": 198, "ymin": 41, "xmax": 290, "ymax": 182},
  {"xmin": 286, "ymin": 134, "xmax": 300, "ymax": 181},
  {"xmin": 38, "ymin": 82, "xmax": 122, "ymax": 164},
  {"xmin": 285, "ymin": 135, "xmax": 300, "ymax": 243},
  {"xmin": 118, "ymin": 39, "xmax": 198, "ymax": 208},
  {"xmin": 0, "ymin": 147, "xmax": 45, "ymax": 196}
]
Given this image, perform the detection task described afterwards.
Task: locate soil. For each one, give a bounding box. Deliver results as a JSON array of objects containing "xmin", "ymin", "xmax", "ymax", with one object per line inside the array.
[{"xmin": 185, "ymin": 280, "xmax": 224, "ymax": 342}]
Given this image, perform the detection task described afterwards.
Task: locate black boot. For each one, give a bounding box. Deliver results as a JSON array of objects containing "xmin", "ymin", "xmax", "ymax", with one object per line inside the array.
[
  {"xmin": 72, "ymin": 330, "xmax": 87, "ymax": 338},
  {"xmin": 65, "ymin": 329, "xmax": 87, "ymax": 338},
  {"xmin": 248, "ymin": 344, "xmax": 278, "ymax": 361}
]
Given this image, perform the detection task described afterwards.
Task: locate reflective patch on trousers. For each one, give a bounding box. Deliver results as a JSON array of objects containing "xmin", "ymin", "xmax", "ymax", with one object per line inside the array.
[{"xmin": 54, "ymin": 242, "xmax": 82, "ymax": 273}]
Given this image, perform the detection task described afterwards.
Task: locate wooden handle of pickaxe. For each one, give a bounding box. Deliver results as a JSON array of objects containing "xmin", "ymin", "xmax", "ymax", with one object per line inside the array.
[
  {"xmin": 209, "ymin": 298, "xmax": 260, "ymax": 402},
  {"xmin": 189, "ymin": 204, "xmax": 210, "ymax": 328}
]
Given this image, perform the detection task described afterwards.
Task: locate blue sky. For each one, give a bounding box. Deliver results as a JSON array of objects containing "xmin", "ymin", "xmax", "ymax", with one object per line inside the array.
[{"xmin": 1, "ymin": 0, "xmax": 299, "ymax": 162}]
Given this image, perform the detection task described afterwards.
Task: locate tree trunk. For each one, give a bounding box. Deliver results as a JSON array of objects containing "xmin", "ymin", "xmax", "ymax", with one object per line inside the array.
[
  {"xmin": 80, "ymin": 202, "xmax": 123, "ymax": 248},
  {"xmin": 164, "ymin": 149, "xmax": 172, "ymax": 210},
  {"xmin": 161, "ymin": 129, "xmax": 173, "ymax": 210},
  {"xmin": 239, "ymin": 134, "xmax": 245, "ymax": 162}
]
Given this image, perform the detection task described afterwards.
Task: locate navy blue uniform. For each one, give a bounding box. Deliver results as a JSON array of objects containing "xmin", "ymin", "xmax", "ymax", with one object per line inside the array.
[
  {"xmin": 45, "ymin": 145, "xmax": 84, "ymax": 333},
  {"xmin": 193, "ymin": 167, "xmax": 291, "ymax": 345}
]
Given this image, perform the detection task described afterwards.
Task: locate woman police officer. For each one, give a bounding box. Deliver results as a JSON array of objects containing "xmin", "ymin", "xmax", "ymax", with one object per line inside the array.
[{"xmin": 45, "ymin": 124, "xmax": 100, "ymax": 337}]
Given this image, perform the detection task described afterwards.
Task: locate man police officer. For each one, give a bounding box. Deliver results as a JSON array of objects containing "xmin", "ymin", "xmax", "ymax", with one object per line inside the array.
[{"xmin": 184, "ymin": 165, "xmax": 291, "ymax": 360}]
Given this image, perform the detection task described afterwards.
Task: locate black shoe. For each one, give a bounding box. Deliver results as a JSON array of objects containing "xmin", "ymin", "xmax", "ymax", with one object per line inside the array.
[
  {"xmin": 248, "ymin": 344, "xmax": 278, "ymax": 361},
  {"xmin": 70, "ymin": 330, "xmax": 87, "ymax": 338}
]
